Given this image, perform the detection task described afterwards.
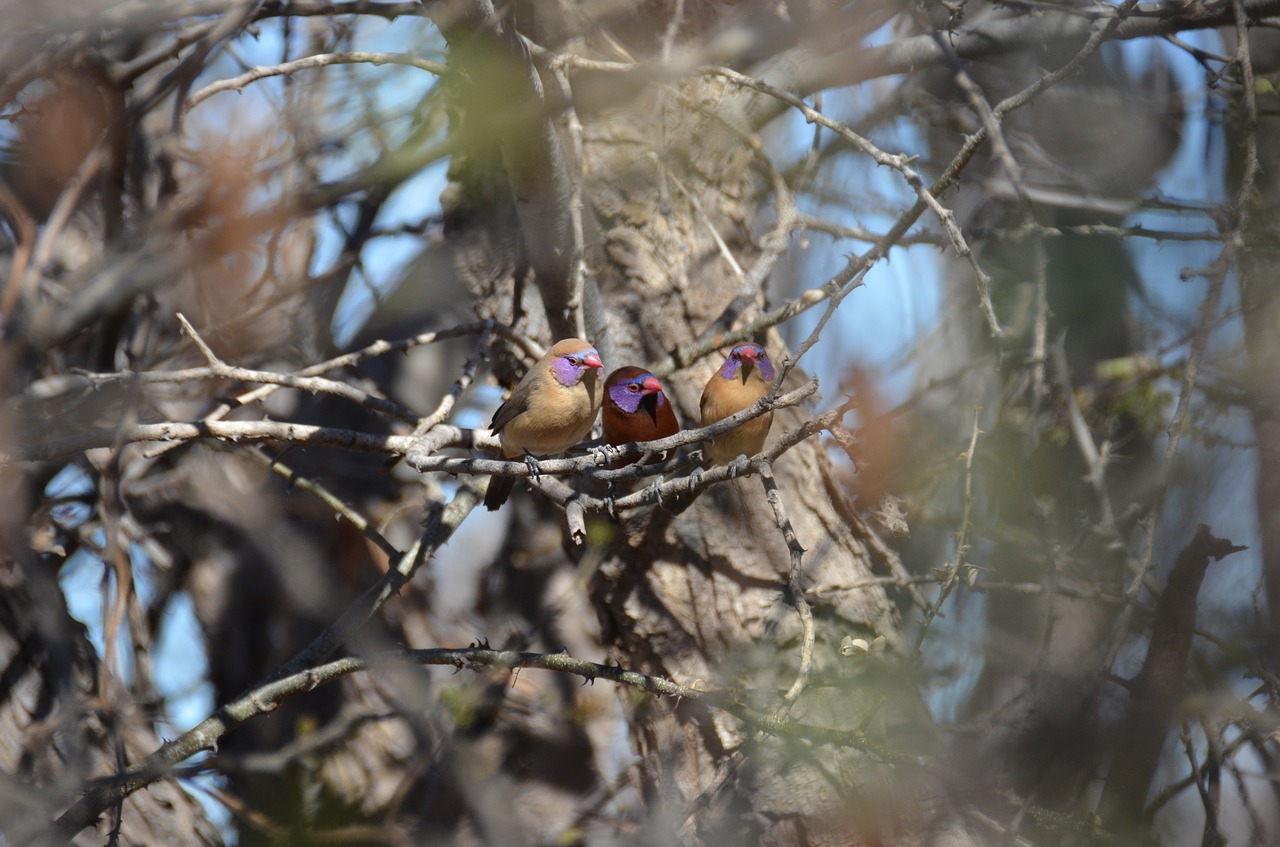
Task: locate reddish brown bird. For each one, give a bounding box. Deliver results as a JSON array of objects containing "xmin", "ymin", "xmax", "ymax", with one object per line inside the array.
[
  {"xmin": 602, "ymin": 367, "xmax": 680, "ymax": 467},
  {"xmin": 485, "ymin": 338, "xmax": 604, "ymax": 511},
  {"xmin": 700, "ymin": 342, "xmax": 775, "ymax": 465}
]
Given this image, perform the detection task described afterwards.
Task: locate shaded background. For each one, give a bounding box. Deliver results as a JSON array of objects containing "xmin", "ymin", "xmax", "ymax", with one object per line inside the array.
[{"xmin": 0, "ymin": 1, "xmax": 1277, "ymax": 845}]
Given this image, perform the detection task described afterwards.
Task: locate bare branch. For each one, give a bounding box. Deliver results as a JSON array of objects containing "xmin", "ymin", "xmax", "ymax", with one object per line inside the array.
[
  {"xmin": 40, "ymin": 482, "xmax": 484, "ymax": 845},
  {"xmin": 185, "ymin": 52, "xmax": 446, "ymax": 112},
  {"xmin": 756, "ymin": 459, "xmax": 815, "ymax": 711}
]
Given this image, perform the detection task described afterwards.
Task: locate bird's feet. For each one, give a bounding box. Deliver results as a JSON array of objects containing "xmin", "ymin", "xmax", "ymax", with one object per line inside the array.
[
  {"xmin": 523, "ymin": 451, "xmax": 543, "ymax": 480},
  {"xmin": 643, "ymin": 476, "xmax": 666, "ymax": 506},
  {"xmin": 727, "ymin": 454, "xmax": 751, "ymax": 478},
  {"xmin": 589, "ymin": 443, "xmax": 613, "ymax": 467}
]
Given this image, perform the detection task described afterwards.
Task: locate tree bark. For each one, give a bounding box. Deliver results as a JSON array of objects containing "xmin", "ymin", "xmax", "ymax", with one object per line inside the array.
[{"xmin": 436, "ymin": 4, "xmax": 903, "ymax": 842}]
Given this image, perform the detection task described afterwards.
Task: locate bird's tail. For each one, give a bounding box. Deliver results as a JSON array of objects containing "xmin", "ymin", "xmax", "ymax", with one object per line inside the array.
[{"xmin": 484, "ymin": 475, "xmax": 516, "ymax": 511}]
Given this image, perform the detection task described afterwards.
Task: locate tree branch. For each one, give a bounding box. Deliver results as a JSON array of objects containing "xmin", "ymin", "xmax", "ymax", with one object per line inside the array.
[
  {"xmin": 35, "ymin": 482, "xmax": 484, "ymax": 846},
  {"xmin": 784, "ymin": 0, "xmax": 1280, "ymax": 93},
  {"xmin": 184, "ymin": 51, "xmax": 447, "ymax": 112},
  {"xmin": 1098, "ymin": 525, "xmax": 1245, "ymax": 828}
]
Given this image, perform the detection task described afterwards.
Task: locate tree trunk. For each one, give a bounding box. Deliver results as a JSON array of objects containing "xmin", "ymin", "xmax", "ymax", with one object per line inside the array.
[{"xmin": 438, "ymin": 5, "xmax": 903, "ymax": 842}]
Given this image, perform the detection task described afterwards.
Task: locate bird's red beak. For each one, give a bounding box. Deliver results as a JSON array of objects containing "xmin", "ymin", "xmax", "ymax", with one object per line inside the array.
[
  {"xmin": 641, "ymin": 376, "xmax": 662, "ymax": 395},
  {"xmin": 583, "ymin": 351, "xmax": 603, "ymax": 370},
  {"xmin": 738, "ymin": 346, "xmax": 758, "ymax": 362}
]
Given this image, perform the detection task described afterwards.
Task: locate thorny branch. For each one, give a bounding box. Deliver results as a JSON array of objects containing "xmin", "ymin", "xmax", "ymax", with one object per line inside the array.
[
  {"xmin": 38, "ymin": 483, "xmax": 484, "ymax": 846},
  {"xmin": 1101, "ymin": 0, "xmax": 1261, "ymax": 677},
  {"xmin": 16, "ymin": 375, "xmax": 817, "ymax": 472},
  {"xmin": 185, "ymin": 52, "xmax": 447, "ymax": 112},
  {"xmin": 756, "ymin": 459, "xmax": 815, "ymax": 711},
  {"xmin": 45, "ymin": 640, "xmax": 921, "ymax": 839},
  {"xmin": 911, "ymin": 407, "xmax": 983, "ymax": 659}
]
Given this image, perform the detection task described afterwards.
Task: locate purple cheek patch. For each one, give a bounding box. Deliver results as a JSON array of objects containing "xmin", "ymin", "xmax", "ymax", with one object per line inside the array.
[
  {"xmin": 551, "ymin": 356, "xmax": 581, "ymax": 387},
  {"xmin": 609, "ymin": 381, "xmax": 643, "ymax": 414},
  {"xmin": 758, "ymin": 357, "xmax": 775, "ymax": 382}
]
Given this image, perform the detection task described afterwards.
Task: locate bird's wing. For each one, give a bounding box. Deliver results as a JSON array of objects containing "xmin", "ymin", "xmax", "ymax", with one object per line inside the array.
[
  {"xmin": 490, "ymin": 379, "xmax": 535, "ymax": 434},
  {"xmin": 699, "ymin": 378, "xmax": 716, "ymax": 421}
]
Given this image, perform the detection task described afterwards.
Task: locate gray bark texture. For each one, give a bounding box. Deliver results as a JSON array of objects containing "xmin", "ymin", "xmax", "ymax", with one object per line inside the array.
[{"xmin": 433, "ymin": 5, "xmax": 906, "ymax": 843}]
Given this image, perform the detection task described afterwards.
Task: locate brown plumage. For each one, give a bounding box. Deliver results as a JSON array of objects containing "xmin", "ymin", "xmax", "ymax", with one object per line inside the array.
[
  {"xmin": 699, "ymin": 342, "xmax": 775, "ymax": 466},
  {"xmin": 602, "ymin": 367, "xmax": 680, "ymax": 468},
  {"xmin": 484, "ymin": 338, "xmax": 604, "ymax": 511}
]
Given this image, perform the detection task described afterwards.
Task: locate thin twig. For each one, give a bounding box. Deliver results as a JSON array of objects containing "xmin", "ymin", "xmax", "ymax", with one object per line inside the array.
[
  {"xmin": 912, "ymin": 407, "xmax": 983, "ymax": 658},
  {"xmin": 235, "ymin": 444, "xmax": 399, "ymax": 559},
  {"xmin": 41, "ymin": 482, "xmax": 483, "ymax": 845},
  {"xmin": 1102, "ymin": 0, "xmax": 1257, "ymax": 675},
  {"xmin": 186, "ymin": 52, "xmax": 445, "ymax": 111},
  {"xmin": 756, "ymin": 459, "xmax": 814, "ymax": 711}
]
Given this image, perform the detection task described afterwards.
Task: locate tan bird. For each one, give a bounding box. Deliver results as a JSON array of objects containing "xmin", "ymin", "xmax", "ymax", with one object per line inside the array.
[
  {"xmin": 700, "ymin": 342, "xmax": 775, "ymax": 466},
  {"xmin": 484, "ymin": 338, "xmax": 604, "ymax": 510}
]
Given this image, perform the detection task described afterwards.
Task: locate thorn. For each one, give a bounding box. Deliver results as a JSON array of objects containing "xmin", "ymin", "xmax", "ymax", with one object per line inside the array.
[{"xmin": 605, "ymin": 481, "xmax": 618, "ymax": 520}]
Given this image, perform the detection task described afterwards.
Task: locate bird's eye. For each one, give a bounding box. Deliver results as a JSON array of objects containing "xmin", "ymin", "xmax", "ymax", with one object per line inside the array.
[
  {"xmin": 567, "ymin": 356, "xmax": 579, "ymax": 366},
  {"xmin": 628, "ymin": 383, "xmax": 640, "ymax": 392}
]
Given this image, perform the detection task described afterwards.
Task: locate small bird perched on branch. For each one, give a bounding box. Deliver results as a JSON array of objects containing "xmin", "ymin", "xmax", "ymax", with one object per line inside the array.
[
  {"xmin": 700, "ymin": 342, "xmax": 775, "ymax": 466},
  {"xmin": 602, "ymin": 367, "xmax": 680, "ymax": 468},
  {"xmin": 484, "ymin": 338, "xmax": 604, "ymax": 511}
]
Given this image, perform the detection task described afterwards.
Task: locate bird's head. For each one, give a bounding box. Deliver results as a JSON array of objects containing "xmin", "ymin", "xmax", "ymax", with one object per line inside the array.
[
  {"xmin": 548, "ymin": 338, "xmax": 604, "ymax": 387},
  {"xmin": 606, "ymin": 367, "xmax": 667, "ymax": 415},
  {"xmin": 721, "ymin": 342, "xmax": 774, "ymax": 384}
]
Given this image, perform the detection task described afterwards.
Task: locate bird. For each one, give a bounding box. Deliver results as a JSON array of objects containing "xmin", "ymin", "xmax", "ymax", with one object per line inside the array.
[
  {"xmin": 484, "ymin": 338, "xmax": 604, "ymax": 511},
  {"xmin": 601, "ymin": 367, "xmax": 680, "ymax": 468},
  {"xmin": 700, "ymin": 342, "xmax": 775, "ymax": 466}
]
